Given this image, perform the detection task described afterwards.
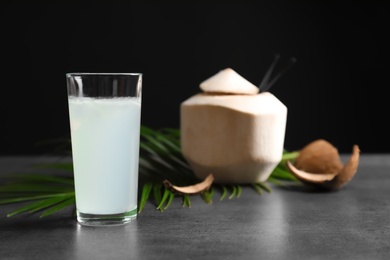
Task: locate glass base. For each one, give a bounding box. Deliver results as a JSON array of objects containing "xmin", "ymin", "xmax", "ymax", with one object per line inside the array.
[{"xmin": 77, "ymin": 208, "xmax": 137, "ymax": 226}]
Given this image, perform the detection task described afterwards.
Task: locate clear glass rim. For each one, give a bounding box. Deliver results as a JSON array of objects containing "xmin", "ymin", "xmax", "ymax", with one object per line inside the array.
[{"xmin": 66, "ymin": 72, "xmax": 142, "ymax": 77}]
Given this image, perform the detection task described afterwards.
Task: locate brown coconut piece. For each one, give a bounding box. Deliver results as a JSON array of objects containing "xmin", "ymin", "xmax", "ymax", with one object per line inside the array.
[
  {"xmin": 286, "ymin": 139, "xmax": 360, "ymax": 190},
  {"xmin": 199, "ymin": 68, "xmax": 259, "ymax": 95},
  {"xmin": 163, "ymin": 174, "xmax": 214, "ymax": 195},
  {"xmin": 326, "ymin": 145, "xmax": 360, "ymax": 189}
]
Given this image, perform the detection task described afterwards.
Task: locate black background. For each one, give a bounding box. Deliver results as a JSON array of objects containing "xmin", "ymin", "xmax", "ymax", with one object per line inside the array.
[{"xmin": 1, "ymin": 4, "xmax": 389, "ymax": 155}]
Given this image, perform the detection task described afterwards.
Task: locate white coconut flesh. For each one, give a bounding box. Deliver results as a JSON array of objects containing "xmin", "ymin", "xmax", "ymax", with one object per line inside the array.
[
  {"xmin": 199, "ymin": 68, "xmax": 259, "ymax": 95},
  {"xmin": 181, "ymin": 92, "xmax": 285, "ymax": 115}
]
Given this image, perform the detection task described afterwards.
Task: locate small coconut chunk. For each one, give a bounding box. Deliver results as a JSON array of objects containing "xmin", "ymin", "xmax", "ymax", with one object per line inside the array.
[
  {"xmin": 163, "ymin": 174, "xmax": 214, "ymax": 195},
  {"xmin": 200, "ymin": 68, "xmax": 259, "ymax": 95}
]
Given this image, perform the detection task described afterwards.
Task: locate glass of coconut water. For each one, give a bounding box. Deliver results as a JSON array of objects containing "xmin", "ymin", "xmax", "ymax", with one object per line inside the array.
[{"xmin": 66, "ymin": 73, "xmax": 142, "ymax": 226}]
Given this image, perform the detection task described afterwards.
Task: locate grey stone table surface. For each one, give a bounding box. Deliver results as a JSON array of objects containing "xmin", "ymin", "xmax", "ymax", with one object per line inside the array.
[{"xmin": 0, "ymin": 155, "xmax": 389, "ymax": 260}]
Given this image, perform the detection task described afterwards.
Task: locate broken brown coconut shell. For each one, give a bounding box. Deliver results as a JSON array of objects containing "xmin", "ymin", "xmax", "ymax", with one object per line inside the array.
[
  {"xmin": 286, "ymin": 139, "xmax": 360, "ymax": 190},
  {"xmin": 163, "ymin": 174, "xmax": 214, "ymax": 195}
]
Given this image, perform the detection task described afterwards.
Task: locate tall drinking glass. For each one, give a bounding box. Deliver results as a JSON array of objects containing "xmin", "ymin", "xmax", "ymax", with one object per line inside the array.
[{"xmin": 66, "ymin": 73, "xmax": 142, "ymax": 226}]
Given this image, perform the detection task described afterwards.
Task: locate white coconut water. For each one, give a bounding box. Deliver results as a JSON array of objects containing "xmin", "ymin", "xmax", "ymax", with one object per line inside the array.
[{"xmin": 68, "ymin": 97, "xmax": 141, "ymax": 214}]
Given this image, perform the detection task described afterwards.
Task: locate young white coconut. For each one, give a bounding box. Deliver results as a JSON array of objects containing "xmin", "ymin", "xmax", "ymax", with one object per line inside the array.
[{"xmin": 180, "ymin": 67, "xmax": 288, "ymax": 184}]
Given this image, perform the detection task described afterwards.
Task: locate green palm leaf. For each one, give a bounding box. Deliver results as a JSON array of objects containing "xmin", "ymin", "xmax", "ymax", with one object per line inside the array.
[
  {"xmin": 0, "ymin": 125, "xmax": 300, "ymax": 218},
  {"xmin": 39, "ymin": 196, "xmax": 75, "ymax": 218},
  {"xmin": 138, "ymin": 182, "xmax": 153, "ymax": 214},
  {"xmin": 2, "ymin": 173, "xmax": 73, "ymax": 185}
]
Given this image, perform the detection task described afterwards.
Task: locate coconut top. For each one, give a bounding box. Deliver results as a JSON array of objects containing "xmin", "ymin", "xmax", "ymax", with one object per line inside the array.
[
  {"xmin": 199, "ymin": 68, "xmax": 259, "ymax": 95},
  {"xmin": 181, "ymin": 92, "xmax": 286, "ymax": 115}
]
